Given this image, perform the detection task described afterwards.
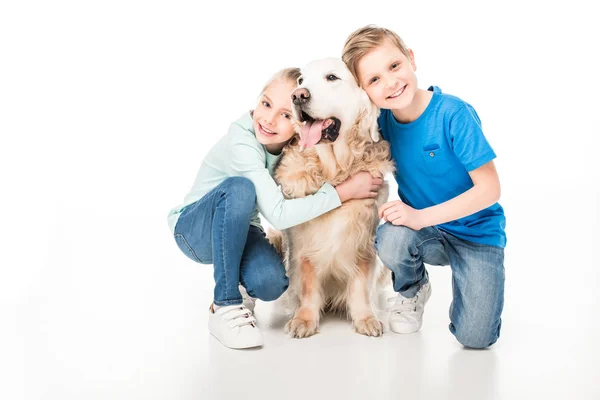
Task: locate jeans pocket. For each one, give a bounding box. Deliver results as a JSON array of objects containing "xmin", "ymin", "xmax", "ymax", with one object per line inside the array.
[{"xmin": 174, "ymin": 233, "xmax": 203, "ymax": 263}]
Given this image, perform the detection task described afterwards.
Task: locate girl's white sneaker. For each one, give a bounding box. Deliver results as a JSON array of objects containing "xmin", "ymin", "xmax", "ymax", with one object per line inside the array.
[
  {"xmin": 208, "ymin": 304, "xmax": 263, "ymax": 349},
  {"xmin": 239, "ymin": 285, "xmax": 256, "ymax": 313}
]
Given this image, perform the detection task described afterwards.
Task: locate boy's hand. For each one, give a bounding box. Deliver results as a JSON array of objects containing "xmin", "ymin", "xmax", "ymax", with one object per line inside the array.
[{"xmin": 378, "ymin": 200, "xmax": 427, "ymax": 231}]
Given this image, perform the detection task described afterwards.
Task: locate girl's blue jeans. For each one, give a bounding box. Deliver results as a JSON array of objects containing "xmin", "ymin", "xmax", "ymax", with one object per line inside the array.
[{"xmin": 173, "ymin": 177, "xmax": 289, "ymax": 306}]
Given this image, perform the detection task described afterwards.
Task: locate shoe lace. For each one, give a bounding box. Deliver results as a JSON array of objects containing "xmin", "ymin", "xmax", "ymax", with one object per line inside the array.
[{"xmin": 222, "ymin": 306, "xmax": 257, "ymax": 328}]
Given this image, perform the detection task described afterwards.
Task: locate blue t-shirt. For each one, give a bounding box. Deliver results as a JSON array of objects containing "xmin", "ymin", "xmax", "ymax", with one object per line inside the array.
[{"xmin": 378, "ymin": 86, "xmax": 506, "ymax": 248}]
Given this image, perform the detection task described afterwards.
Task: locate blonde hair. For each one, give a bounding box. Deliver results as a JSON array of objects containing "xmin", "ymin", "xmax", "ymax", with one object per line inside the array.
[
  {"xmin": 251, "ymin": 67, "xmax": 301, "ymax": 117},
  {"xmin": 342, "ymin": 25, "xmax": 410, "ymax": 85},
  {"xmin": 259, "ymin": 67, "xmax": 301, "ymax": 96}
]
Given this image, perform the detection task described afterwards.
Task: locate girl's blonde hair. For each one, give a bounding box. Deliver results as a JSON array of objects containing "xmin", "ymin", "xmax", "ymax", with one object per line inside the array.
[
  {"xmin": 259, "ymin": 67, "xmax": 302, "ymax": 96},
  {"xmin": 342, "ymin": 25, "xmax": 410, "ymax": 85},
  {"xmin": 251, "ymin": 67, "xmax": 301, "ymax": 117}
]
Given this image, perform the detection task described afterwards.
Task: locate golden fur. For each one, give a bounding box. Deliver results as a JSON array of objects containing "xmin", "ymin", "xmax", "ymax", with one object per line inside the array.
[{"xmin": 269, "ymin": 91, "xmax": 394, "ymax": 338}]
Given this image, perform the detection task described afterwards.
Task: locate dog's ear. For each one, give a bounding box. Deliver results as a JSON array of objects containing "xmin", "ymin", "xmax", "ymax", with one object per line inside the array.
[{"xmin": 359, "ymin": 90, "xmax": 380, "ymax": 143}]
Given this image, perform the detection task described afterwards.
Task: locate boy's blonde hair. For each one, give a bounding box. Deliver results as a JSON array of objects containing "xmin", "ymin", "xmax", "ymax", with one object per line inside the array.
[
  {"xmin": 259, "ymin": 67, "xmax": 301, "ymax": 96},
  {"xmin": 342, "ymin": 25, "xmax": 410, "ymax": 85}
]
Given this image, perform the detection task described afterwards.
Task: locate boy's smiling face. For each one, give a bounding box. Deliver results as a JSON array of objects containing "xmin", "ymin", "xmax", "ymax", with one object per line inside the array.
[{"xmin": 356, "ymin": 39, "xmax": 418, "ymax": 111}]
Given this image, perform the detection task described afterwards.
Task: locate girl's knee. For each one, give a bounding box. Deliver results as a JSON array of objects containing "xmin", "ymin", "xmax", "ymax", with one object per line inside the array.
[
  {"xmin": 220, "ymin": 177, "xmax": 256, "ymax": 215},
  {"xmin": 245, "ymin": 269, "xmax": 289, "ymax": 302},
  {"xmin": 222, "ymin": 177, "xmax": 256, "ymax": 199}
]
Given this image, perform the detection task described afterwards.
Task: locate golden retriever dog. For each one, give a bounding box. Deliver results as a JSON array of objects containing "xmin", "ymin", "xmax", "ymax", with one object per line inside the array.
[{"xmin": 268, "ymin": 58, "xmax": 394, "ymax": 338}]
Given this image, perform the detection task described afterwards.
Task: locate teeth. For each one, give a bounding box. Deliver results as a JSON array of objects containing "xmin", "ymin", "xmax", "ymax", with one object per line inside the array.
[
  {"xmin": 389, "ymin": 86, "xmax": 405, "ymax": 98},
  {"xmin": 261, "ymin": 124, "xmax": 275, "ymax": 134}
]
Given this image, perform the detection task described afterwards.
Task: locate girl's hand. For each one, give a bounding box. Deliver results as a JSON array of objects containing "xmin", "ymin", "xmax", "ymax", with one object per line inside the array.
[
  {"xmin": 378, "ymin": 200, "xmax": 427, "ymax": 231},
  {"xmin": 336, "ymin": 171, "xmax": 383, "ymax": 202}
]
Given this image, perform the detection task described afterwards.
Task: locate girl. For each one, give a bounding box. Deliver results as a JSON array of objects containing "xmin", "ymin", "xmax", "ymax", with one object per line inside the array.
[{"xmin": 167, "ymin": 67, "xmax": 383, "ymax": 349}]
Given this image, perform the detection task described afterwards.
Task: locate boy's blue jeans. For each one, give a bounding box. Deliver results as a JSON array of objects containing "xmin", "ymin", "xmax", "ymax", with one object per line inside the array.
[
  {"xmin": 375, "ymin": 223, "xmax": 505, "ymax": 349},
  {"xmin": 173, "ymin": 177, "xmax": 289, "ymax": 307}
]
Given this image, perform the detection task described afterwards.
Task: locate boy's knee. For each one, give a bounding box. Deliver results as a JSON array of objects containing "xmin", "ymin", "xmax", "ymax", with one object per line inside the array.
[
  {"xmin": 375, "ymin": 223, "xmax": 418, "ymax": 266},
  {"xmin": 450, "ymin": 319, "xmax": 501, "ymax": 349}
]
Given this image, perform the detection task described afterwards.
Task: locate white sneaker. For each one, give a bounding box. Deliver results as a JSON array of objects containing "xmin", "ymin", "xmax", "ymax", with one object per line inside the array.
[
  {"xmin": 239, "ymin": 285, "xmax": 256, "ymax": 313},
  {"xmin": 208, "ymin": 304, "xmax": 263, "ymax": 349},
  {"xmin": 375, "ymin": 282, "xmax": 397, "ymax": 312},
  {"xmin": 388, "ymin": 282, "xmax": 431, "ymax": 334}
]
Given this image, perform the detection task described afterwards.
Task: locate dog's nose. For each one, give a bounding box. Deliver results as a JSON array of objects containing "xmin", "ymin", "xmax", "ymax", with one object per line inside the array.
[{"xmin": 292, "ymin": 88, "xmax": 310, "ymax": 105}]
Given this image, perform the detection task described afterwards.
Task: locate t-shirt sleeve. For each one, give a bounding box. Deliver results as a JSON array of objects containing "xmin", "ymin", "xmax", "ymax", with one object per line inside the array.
[
  {"xmin": 377, "ymin": 110, "xmax": 388, "ymax": 141},
  {"xmin": 227, "ymin": 126, "xmax": 341, "ymax": 230},
  {"xmin": 448, "ymin": 104, "xmax": 496, "ymax": 171}
]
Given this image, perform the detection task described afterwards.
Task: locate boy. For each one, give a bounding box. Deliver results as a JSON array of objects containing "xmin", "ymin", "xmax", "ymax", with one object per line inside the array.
[{"xmin": 342, "ymin": 25, "xmax": 506, "ymax": 348}]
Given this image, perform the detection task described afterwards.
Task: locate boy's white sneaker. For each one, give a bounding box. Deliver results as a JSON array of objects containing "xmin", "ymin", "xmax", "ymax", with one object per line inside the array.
[
  {"xmin": 388, "ymin": 282, "xmax": 432, "ymax": 334},
  {"xmin": 209, "ymin": 304, "xmax": 263, "ymax": 349}
]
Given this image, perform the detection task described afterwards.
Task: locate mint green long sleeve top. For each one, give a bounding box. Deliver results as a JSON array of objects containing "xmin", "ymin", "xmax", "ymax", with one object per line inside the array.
[{"xmin": 167, "ymin": 111, "xmax": 342, "ymax": 233}]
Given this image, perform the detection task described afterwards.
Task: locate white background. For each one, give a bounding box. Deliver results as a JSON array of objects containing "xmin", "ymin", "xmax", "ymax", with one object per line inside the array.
[{"xmin": 2, "ymin": 1, "xmax": 599, "ymax": 399}]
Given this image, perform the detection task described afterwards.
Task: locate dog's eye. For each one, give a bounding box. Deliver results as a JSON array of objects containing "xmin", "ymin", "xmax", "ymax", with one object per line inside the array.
[
  {"xmin": 327, "ymin": 74, "xmax": 339, "ymax": 81},
  {"xmin": 298, "ymin": 77, "xmax": 304, "ymax": 85}
]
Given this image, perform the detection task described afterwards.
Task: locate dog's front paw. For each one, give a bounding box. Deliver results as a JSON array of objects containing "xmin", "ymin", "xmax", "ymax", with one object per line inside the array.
[
  {"xmin": 285, "ymin": 318, "xmax": 318, "ymax": 339},
  {"xmin": 354, "ymin": 316, "xmax": 383, "ymax": 337}
]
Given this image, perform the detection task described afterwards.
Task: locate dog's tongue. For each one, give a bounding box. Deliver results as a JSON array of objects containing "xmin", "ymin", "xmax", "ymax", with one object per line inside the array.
[{"xmin": 299, "ymin": 119, "xmax": 325, "ymax": 148}]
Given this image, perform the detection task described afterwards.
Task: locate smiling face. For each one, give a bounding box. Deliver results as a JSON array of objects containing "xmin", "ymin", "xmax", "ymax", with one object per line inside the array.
[
  {"xmin": 291, "ymin": 58, "xmax": 375, "ymax": 149},
  {"xmin": 356, "ymin": 38, "xmax": 418, "ymax": 111},
  {"xmin": 252, "ymin": 79, "xmax": 297, "ymax": 151}
]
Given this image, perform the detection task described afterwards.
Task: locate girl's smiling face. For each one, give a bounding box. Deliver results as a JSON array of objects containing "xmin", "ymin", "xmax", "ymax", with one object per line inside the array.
[{"xmin": 253, "ymin": 79, "xmax": 297, "ymax": 153}]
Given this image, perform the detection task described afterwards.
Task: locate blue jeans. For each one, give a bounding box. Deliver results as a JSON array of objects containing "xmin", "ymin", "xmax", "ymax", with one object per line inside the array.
[
  {"xmin": 375, "ymin": 223, "xmax": 505, "ymax": 349},
  {"xmin": 173, "ymin": 177, "xmax": 289, "ymax": 306}
]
